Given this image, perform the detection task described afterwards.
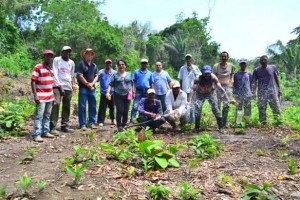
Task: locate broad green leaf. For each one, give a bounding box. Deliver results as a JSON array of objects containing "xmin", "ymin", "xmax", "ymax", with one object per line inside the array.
[
  {"xmin": 168, "ymin": 158, "xmax": 180, "ymax": 168},
  {"xmin": 154, "ymin": 156, "xmax": 168, "ymax": 169}
]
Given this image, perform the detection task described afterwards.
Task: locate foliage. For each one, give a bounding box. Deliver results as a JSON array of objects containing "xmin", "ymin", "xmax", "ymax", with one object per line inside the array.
[
  {"xmin": 280, "ymin": 135, "xmax": 289, "ymax": 146},
  {"xmin": 16, "ymin": 172, "xmax": 32, "ymax": 193},
  {"xmin": 19, "ymin": 147, "xmax": 37, "ymax": 164},
  {"xmin": 241, "ymin": 182, "xmax": 276, "ymax": 200},
  {"xmin": 288, "ymin": 157, "xmax": 297, "ymax": 175},
  {"xmin": 191, "ymin": 134, "xmax": 223, "ymax": 159},
  {"xmin": 36, "ymin": 179, "xmax": 47, "ymax": 192},
  {"xmin": 219, "ymin": 172, "xmax": 236, "ymax": 191},
  {"xmin": 166, "ymin": 141, "xmax": 188, "ymax": 155},
  {"xmin": 148, "ymin": 183, "xmax": 171, "ymax": 200},
  {"xmin": 177, "ymin": 182, "xmax": 199, "ymax": 200},
  {"xmin": 255, "ymin": 148, "xmax": 270, "ymax": 156},
  {"xmin": 0, "ymin": 184, "xmax": 7, "ymax": 199},
  {"xmin": 275, "ymin": 148, "xmax": 289, "ymax": 160},
  {"xmin": 65, "ymin": 161, "xmax": 89, "ymax": 185},
  {"xmin": 99, "ymin": 142, "xmax": 132, "ymax": 160}
]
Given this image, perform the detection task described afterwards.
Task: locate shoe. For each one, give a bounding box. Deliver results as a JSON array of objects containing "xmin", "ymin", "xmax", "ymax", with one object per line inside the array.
[
  {"xmin": 61, "ymin": 127, "xmax": 74, "ymax": 133},
  {"xmin": 194, "ymin": 127, "xmax": 204, "ymax": 132},
  {"xmin": 42, "ymin": 133, "xmax": 55, "ymax": 138},
  {"xmin": 99, "ymin": 123, "xmax": 104, "ymax": 127},
  {"xmin": 81, "ymin": 126, "xmax": 87, "ymax": 131},
  {"xmin": 50, "ymin": 129, "xmax": 60, "ymax": 136},
  {"xmin": 90, "ymin": 124, "xmax": 97, "ymax": 129},
  {"xmin": 33, "ymin": 135, "xmax": 44, "ymax": 142},
  {"xmin": 111, "ymin": 120, "xmax": 116, "ymax": 125},
  {"xmin": 218, "ymin": 128, "xmax": 224, "ymax": 134}
]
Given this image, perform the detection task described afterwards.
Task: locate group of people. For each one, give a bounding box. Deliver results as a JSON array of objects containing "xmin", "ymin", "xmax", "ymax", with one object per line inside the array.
[{"xmin": 31, "ymin": 47, "xmax": 282, "ymax": 142}]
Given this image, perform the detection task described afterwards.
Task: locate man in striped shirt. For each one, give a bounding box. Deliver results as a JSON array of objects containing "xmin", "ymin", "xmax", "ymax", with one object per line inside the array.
[{"xmin": 31, "ymin": 50, "xmax": 56, "ymax": 142}]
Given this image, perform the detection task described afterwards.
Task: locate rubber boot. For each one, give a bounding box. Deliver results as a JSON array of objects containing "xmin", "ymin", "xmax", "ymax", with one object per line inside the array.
[
  {"xmin": 222, "ymin": 111, "xmax": 228, "ymax": 128},
  {"xmin": 194, "ymin": 115, "xmax": 201, "ymax": 132},
  {"xmin": 217, "ymin": 117, "xmax": 224, "ymax": 134}
]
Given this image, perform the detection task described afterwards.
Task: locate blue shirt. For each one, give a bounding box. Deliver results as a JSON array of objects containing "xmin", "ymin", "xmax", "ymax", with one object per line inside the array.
[
  {"xmin": 152, "ymin": 70, "xmax": 171, "ymax": 95},
  {"xmin": 98, "ymin": 68, "xmax": 116, "ymax": 95},
  {"xmin": 77, "ymin": 60, "xmax": 98, "ymax": 88},
  {"xmin": 133, "ymin": 68, "xmax": 153, "ymax": 90},
  {"xmin": 109, "ymin": 72, "xmax": 133, "ymax": 96},
  {"xmin": 138, "ymin": 97, "xmax": 162, "ymax": 115},
  {"xmin": 233, "ymin": 71, "xmax": 253, "ymax": 98}
]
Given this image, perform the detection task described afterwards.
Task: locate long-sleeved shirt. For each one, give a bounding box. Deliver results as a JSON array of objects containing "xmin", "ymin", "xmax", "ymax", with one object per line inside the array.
[
  {"xmin": 138, "ymin": 97, "xmax": 162, "ymax": 115},
  {"xmin": 165, "ymin": 89, "xmax": 187, "ymax": 116},
  {"xmin": 233, "ymin": 71, "xmax": 253, "ymax": 98},
  {"xmin": 52, "ymin": 56, "xmax": 75, "ymax": 90},
  {"xmin": 178, "ymin": 64, "xmax": 201, "ymax": 94}
]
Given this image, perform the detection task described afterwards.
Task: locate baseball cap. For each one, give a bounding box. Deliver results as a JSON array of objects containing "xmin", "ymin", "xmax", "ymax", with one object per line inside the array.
[
  {"xmin": 185, "ymin": 54, "xmax": 192, "ymax": 58},
  {"xmin": 238, "ymin": 58, "xmax": 248, "ymax": 64},
  {"xmin": 147, "ymin": 88, "xmax": 156, "ymax": 94},
  {"xmin": 172, "ymin": 81, "xmax": 180, "ymax": 88},
  {"xmin": 43, "ymin": 50, "xmax": 54, "ymax": 55},
  {"xmin": 61, "ymin": 46, "xmax": 72, "ymax": 51},
  {"xmin": 105, "ymin": 59, "xmax": 112, "ymax": 63},
  {"xmin": 201, "ymin": 65, "xmax": 212, "ymax": 74},
  {"xmin": 140, "ymin": 58, "xmax": 148, "ymax": 63}
]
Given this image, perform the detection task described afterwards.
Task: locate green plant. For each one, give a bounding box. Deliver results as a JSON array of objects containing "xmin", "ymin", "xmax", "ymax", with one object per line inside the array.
[
  {"xmin": 36, "ymin": 179, "xmax": 47, "ymax": 192},
  {"xmin": 166, "ymin": 141, "xmax": 188, "ymax": 155},
  {"xmin": 238, "ymin": 176, "xmax": 249, "ymax": 187},
  {"xmin": 65, "ymin": 162, "xmax": 89, "ymax": 185},
  {"xmin": 139, "ymin": 140, "xmax": 180, "ymax": 171},
  {"xmin": 275, "ymin": 148, "xmax": 289, "ymax": 160},
  {"xmin": 148, "ymin": 184, "xmax": 171, "ymax": 200},
  {"xmin": 255, "ymin": 148, "xmax": 270, "ymax": 156},
  {"xmin": 191, "ymin": 134, "xmax": 223, "ymax": 159},
  {"xmin": 219, "ymin": 172, "xmax": 236, "ymax": 191},
  {"xmin": 280, "ymin": 135, "xmax": 289, "ymax": 146},
  {"xmin": 99, "ymin": 143, "xmax": 132, "ymax": 160},
  {"xmin": 288, "ymin": 157, "xmax": 297, "ymax": 175},
  {"xmin": 16, "ymin": 173, "xmax": 32, "ymax": 194},
  {"xmin": 127, "ymin": 166, "xmax": 135, "ymax": 177},
  {"xmin": 186, "ymin": 158, "xmax": 202, "ymax": 174},
  {"xmin": 19, "ymin": 147, "xmax": 37, "ymax": 164},
  {"xmin": 241, "ymin": 182, "xmax": 276, "ymax": 200},
  {"xmin": 0, "ymin": 184, "xmax": 7, "ymax": 199},
  {"xmin": 180, "ymin": 123, "xmax": 194, "ymax": 133},
  {"xmin": 88, "ymin": 131, "xmax": 96, "ymax": 143},
  {"xmin": 177, "ymin": 182, "xmax": 199, "ymax": 200},
  {"xmin": 73, "ymin": 144, "xmax": 89, "ymax": 162}
]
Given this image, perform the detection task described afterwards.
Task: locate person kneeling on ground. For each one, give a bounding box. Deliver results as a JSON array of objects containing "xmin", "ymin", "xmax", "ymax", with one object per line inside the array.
[
  {"xmin": 137, "ymin": 89, "xmax": 165, "ymax": 132},
  {"xmin": 165, "ymin": 81, "xmax": 188, "ymax": 131},
  {"xmin": 193, "ymin": 65, "xmax": 230, "ymax": 133}
]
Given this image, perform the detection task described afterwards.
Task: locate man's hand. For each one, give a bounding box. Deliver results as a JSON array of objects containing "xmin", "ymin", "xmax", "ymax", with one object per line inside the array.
[
  {"xmin": 106, "ymin": 93, "xmax": 111, "ymax": 100},
  {"xmin": 34, "ymin": 94, "xmax": 40, "ymax": 104},
  {"xmin": 87, "ymin": 83, "xmax": 94, "ymax": 89}
]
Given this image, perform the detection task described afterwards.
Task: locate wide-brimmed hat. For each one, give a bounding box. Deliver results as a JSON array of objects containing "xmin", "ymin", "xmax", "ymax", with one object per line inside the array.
[{"xmin": 80, "ymin": 48, "xmax": 96, "ymax": 58}]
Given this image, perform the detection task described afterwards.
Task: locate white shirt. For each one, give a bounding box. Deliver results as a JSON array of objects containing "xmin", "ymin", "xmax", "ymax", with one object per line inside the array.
[
  {"xmin": 178, "ymin": 64, "xmax": 201, "ymax": 94},
  {"xmin": 165, "ymin": 89, "xmax": 187, "ymax": 116},
  {"xmin": 52, "ymin": 56, "xmax": 75, "ymax": 90}
]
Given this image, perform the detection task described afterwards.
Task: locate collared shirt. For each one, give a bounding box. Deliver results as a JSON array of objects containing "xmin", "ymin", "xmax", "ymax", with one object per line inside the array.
[
  {"xmin": 31, "ymin": 63, "xmax": 55, "ymax": 102},
  {"xmin": 233, "ymin": 71, "xmax": 253, "ymax": 98},
  {"xmin": 178, "ymin": 64, "xmax": 201, "ymax": 93},
  {"xmin": 213, "ymin": 62, "xmax": 234, "ymax": 86},
  {"xmin": 52, "ymin": 56, "xmax": 75, "ymax": 91},
  {"xmin": 165, "ymin": 89, "xmax": 187, "ymax": 116},
  {"xmin": 133, "ymin": 68, "xmax": 153, "ymax": 90},
  {"xmin": 138, "ymin": 97, "xmax": 162, "ymax": 115},
  {"xmin": 152, "ymin": 70, "xmax": 171, "ymax": 95},
  {"xmin": 77, "ymin": 60, "xmax": 98, "ymax": 88},
  {"xmin": 98, "ymin": 68, "xmax": 116, "ymax": 95},
  {"xmin": 110, "ymin": 72, "xmax": 133, "ymax": 96},
  {"xmin": 252, "ymin": 65, "xmax": 279, "ymax": 97}
]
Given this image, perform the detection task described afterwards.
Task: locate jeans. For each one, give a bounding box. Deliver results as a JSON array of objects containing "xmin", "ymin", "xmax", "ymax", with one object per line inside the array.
[
  {"xmin": 32, "ymin": 101, "xmax": 53, "ymax": 137},
  {"xmin": 130, "ymin": 89, "xmax": 147, "ymax": 119},
  {"xmin": 114, "ymin": 93, "xmax": 130, "ymax": 128},
  {"xmin": 78, "ymin": 87, "xmax": 97, "ymax": 127},
  {"xmin": 155, "ymin": 94, "xmax": 167, "ymax": 113},
  {"xmin": 97, "ymin": 94, "xmax": 115, "ymax": 124},
  {"xmin": 50, "ymin": 88, "xmax": 73, "ymax": 130},
  {"xmin": 258, "ymin": 93, "xmax": 281, "ymax": 123},
  {"xmin": 137, "ymin": 115, "xmax": 165, "ymax": 130}
]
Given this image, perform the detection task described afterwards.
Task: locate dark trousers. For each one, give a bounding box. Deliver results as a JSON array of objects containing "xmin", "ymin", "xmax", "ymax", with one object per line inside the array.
[
  {"xmin": 97, "ymin": 94, "xmax": 115, "ymax": 124},
  {"xmin": 50, "ymin": 88, "xmax": 73, "ymax": 129},
  {"xmin": 114, "ymin": 93, "xmax": 130, "ymax": 128},
  {"xmin": 235, "ymin": 96, "xmax": 251, "ymax": 117},
  {"xmin": 258, "ymin": 93, "xmax": 281, "ymax": 123},
  {"xmin": 155, "ymin": 94, "xmax": 167, "ymax": 113},
  {"xmin": 137, "ymin": 115, "xmax": 165, "ymax": 130},
  {"xmin": 217, "ymin": 84, "xmax": 231, "ymax": 126}
]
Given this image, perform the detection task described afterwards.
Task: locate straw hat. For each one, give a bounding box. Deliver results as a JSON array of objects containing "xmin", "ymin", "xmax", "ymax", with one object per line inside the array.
[{"xmin": 80, "ymin": 48, "xmax": 96, "ymax": 58}]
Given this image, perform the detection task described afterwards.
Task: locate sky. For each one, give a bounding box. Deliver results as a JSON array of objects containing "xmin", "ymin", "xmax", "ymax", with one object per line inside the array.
[{"xmin": 100, "ymin": 0, "xmax": 300, "ymax": 60}]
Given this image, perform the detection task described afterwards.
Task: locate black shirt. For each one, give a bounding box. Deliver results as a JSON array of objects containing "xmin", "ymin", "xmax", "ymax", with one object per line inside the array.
[{"xmin": 77, "ymin": 60, "xmax": 98, "ymax": 88}]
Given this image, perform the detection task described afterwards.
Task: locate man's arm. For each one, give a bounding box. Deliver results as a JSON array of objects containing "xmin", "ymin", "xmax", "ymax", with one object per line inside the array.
[
  {"xmin": 31, "ymin": 80, "xmax": 39, "ymax": 104},
  {"xmin": 251, "ymin": 69, "xmax": 257, "ymax": 96},
  {"xmin": 273, "ymin": 66, "xmax": 281, "ymax": 96}
]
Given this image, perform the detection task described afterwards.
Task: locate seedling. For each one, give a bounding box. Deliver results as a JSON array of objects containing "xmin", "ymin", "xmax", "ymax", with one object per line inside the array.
[
  {"xmin": 19, "ymin": 147, "xmax": 37, "ymax": 164},
  {"xmin": 148, "ymin": 183, "xmax": 171, "ymax": 200},
  {"xmin": 127, "ymin": 166, "xmax": 135, "ymax": 177},
  {"xmin": 280, "ymin": 135, "xmax": 289, "ymax": 146},
  {"xmin": 191, "ymin": 134, "xmax": 223, "ymax": 159},
  {"xmin": 219, "ymin": 172, "xmax": 236, "ymax": 191},
  {"xmin": 16, "ymin": 172, "xmax": 32, "ymax": 194},
  {"xmin": 88, "ymin": 131, "xmax": 96, "ymax": 143},
  {"xmin": 241, "ymin": 182, "xmax": 276, "ymax": 200},
  {"xmin": 73, "ymin": 144, "xmax": 88, "ymax": 162},
  {"xmin": 36, "ymin": 179, "xmax": 47, "ymax": 192},
  {"xmin": 0, "ymin": 184, "xmax": 7, "ymax": 199},
  {"xmin": 166, "ymin": 141, "xmax": 188, "ymax": 155},
  {"xmin": 238, "ymin": 176, "xmax": 249, "ymax": 187},
  {"xmin": 65, "ymin": 161, "xmax": 89, "ymax": 185},
  {"xmin": 288, "ymin": 157, "xmax": 297, "ymax": 175},
  {"xmin": 275, "ymin": 148, "xmax": 288, "ymax": 160},
  {"xmin": 99, "ymin": 143, "xmax": 132, "ymax": 160},
  {"xmin": 177, "ymin": 182, "xmax": 199, "ymax": 200},
  {"xmin": 255, "ymin": 148, "xmax": 270, "ymax": 156},
  {"xmin": 185, "ymin": 158, "xmax": 202, "ymax": 174}
]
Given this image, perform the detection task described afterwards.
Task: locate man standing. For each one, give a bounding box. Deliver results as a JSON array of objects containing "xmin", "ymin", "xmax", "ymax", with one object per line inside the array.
[
  {"xmin": 165, "ymin": 81, "xmax": 188, "ymax": 131},
  {"xmin": 213, "ymin": 51, "xmax": 234, "ymax": 128},
  {"xmin": 252, "ymin": 55, "xmax": 281, "ymax": 125},
  {"xmin": 31, "ymin": 50, "xmax": 56, "ymax": 142},
  {"xmin": 233, "ymin": 59, "xmax": 252, "ymax": 125},
  {"xmin": 178, "ymin": 54, "xmax": 201, "ymax": 102},
  {"xmin": 97, "ymin": 58, "xmax": 116, "ymax": 127},
  {"xmin": 137, "ymin": 89, "xmax": 165, "ymax": 132},
  {"xmin": 193, "ymin": 65, "xmax": 229, "ymax": 133},
  {"xmin": 77, "ymin": 48, "xmax": 98, "ymax": 130},
  {"xmin": 50, "ymin": 46, "xmax": 75, "ymax": 134},
  {"xmin": 152, "ymin": 61, "xmax": 172, "ymax": 113},
  {"xmin": 130, "ymin": 59, "xmax": 153, "ymax": 123}
]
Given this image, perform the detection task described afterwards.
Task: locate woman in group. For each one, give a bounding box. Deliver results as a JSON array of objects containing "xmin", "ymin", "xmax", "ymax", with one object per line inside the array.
[{"xmin": 106, "ymin": 59, "xmax": 133, "ymax": 131}]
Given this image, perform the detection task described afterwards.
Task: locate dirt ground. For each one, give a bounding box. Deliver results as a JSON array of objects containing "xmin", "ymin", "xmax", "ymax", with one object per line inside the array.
[{"xmin": 1, "ymin": 119, "xmax": 300, "ymax": 200}]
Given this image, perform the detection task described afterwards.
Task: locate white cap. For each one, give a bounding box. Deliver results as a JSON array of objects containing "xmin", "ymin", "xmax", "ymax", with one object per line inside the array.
[
  {"xmin": 147, "ymin": 88, "xmax": 156, "ymax": 94},
  {"xmin": 140, "ymin": 58, "xmax": 148, "ymax": 63},
  {"xmin": 172, "ymin": 81, "xmax": 180, "ymax": 88},
  {"xmin": 238, "ymin": 58, "xmax": 248, "ymax": 64},
  {"xmin": 185, "ymin": 54, "xmax": 192, "ymax": 58},
  {"xmin": 61, "ymin": 46, "xmax": 72, "ymax": 51}
]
